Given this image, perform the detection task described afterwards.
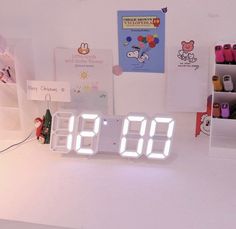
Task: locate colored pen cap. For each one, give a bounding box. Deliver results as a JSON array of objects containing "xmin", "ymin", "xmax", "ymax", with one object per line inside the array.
[
  {"xmin": 224, "ymin": 44, "xmax": 231, "ymax": 49},
  {"xmin": 223, "ymin": 44, "xmax": 234, "ymax": 62},
  {"xmin": 215, "ymin": 45, "xmax": 222, "ymax": 51},
  {"xmin": 212, "ymin": 75, "xmax": 219, "ymax": 81},
  {"xmin": 232, "ymin": 44, "xmax": 236, "ymax": 61},
  {"xmin": 223, "ymin": 74, "xmax": 234, "ymax": 92},
  {"xmin": 221, "ymin": 103, "xmax": 229, "ymax": 109},
  {"xmin": 213, "ymin": 102, "xmax": 220, "ymax": 108},
  {"xmin": 215, "ymin": 45, "xmax": 224, "ymax": 63},
  {"xmin": 221, "ymin": 102, "xmax": 230, "ymax": 118},
  {"xmin": 212, "ymin": 75, "xmax": 223, "ymax": 91},
  {"xmin": 213, "ymin": 102, "xmax": 221, "ymax": 118}
]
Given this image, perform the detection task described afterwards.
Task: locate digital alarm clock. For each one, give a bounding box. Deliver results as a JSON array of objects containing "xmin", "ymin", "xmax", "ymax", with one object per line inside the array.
[{"xmin": 50, "ymin": 111, "xmax": 175, "ymax": 160}]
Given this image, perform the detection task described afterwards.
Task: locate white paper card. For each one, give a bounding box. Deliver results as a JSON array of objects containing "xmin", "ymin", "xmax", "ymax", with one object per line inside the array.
[
  {"xmin": 54, "ymin": 47, "xmax": 113, "ymax": 114},
  {"xmin": 167, "ymin": 42, "xmax": 209, "ymax": 112},
  {"xmin": 27, "ymin": 80, "xmax": 71, "ymax": 102}
]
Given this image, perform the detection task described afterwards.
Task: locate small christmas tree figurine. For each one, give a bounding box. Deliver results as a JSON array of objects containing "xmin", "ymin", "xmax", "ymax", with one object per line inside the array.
[{"xmin": 41, "ymin": 109, "xmax": 52, "ymax": 144}]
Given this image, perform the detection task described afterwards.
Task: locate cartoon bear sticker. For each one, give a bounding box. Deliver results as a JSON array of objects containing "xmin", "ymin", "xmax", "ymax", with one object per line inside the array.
[{"xmin": 177, "ymin": 40, "xmax": 197, "ymax": 63}]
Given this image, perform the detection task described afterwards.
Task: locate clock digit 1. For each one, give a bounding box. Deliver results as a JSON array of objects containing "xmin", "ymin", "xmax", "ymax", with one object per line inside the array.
[
  {"xmin": 50, "ymin": 111, "xmax": 75, "ymax": 153},
  {"xmin": 119, "ymin": 115, "xmax": 147, "ymax": 158},
  {"xmin": 75, "ymin": 113, "xmax": 101, "ymax": 155},
  {"xmin": 146, "ymin": 117, "xmax": 174, "ymax": 159}
]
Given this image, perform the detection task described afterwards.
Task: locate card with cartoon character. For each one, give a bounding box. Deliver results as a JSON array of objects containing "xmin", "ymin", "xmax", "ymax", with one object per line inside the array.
[
  {"xmin": 167, "ymin": 40, "xmax": 209, "ymax": 112},
  {"xmin": 54, "ymin": 47, "xmax": 113, "ymax": 115},
  {"xmin": 118, "ymin": 10, "xmax": 165, "ymax": 73},
  {"xmin": 195, "ymin": 95, "xmax": 212, "ymax": 137}
]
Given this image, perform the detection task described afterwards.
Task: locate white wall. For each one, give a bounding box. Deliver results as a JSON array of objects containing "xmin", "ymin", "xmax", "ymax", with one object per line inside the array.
[{"xmin": 1, "ymin": 0, "xmax": 236, "ymax": 134}]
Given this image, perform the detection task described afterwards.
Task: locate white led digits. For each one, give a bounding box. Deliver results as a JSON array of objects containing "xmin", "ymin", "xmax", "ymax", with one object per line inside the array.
[
  {"xmin": 75, "ymin": 113, "xmax": 101, "ymax": 155},
  {"xmin": 50, "ymin": 111, "xmax": 75, "ymax": 153},
  {"xmin": 67, "ymin": 116, "xmax": 75, "ymax": 150},
  {"xmin": 50, "ymin": 111, "xmax": 175, "ymax": 160},
  {"xmin": 146, "ymin": 117, "xmax": 174, "ymax": 159},
  {"xmin": 119, "ymin": 115, "xmax": 147, "ymax": 158}
]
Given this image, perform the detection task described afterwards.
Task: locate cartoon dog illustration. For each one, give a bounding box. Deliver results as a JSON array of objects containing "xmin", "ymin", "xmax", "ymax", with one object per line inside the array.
[{"xmin": 127, "ymin": 47, "xmax": 149, "ymax": 63}]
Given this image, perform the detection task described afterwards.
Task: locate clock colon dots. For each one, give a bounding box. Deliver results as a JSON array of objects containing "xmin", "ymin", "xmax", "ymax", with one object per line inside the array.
[{"xmin": 50, "ymin": 111, "xmax": 175, "ymax": 160}]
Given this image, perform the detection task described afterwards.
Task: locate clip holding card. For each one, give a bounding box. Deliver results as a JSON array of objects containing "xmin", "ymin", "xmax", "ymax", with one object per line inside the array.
[{"xmin": 45, "ymin": 93, "xmax": 51, "ymax": 110}]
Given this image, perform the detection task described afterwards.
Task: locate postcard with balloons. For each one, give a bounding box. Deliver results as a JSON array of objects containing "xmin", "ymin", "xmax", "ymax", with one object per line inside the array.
[{"xmin": 118, "ymin": 10, "xmax": 166, "ymax": 73}]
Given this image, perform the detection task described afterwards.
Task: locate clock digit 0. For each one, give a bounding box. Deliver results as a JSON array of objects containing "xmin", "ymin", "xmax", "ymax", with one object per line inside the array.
[
  {"xmin": 146, "ymin": 117, "xmax": 174, "ymax": 159},
  {"xmin": 119, "ymin": 115, "xmax": 147, "ymax": 158}
]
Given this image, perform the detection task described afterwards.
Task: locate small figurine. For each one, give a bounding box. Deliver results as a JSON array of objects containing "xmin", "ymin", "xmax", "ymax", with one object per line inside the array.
[
  {"xmin": 38, "ymin": 134, "xmax": 46, "ymax": 144},
  {"xmin": 34, "ymin": 109, "xmax": 52, "ymax": 144},
  {"xmin": 34, "ymin": 117, "xmax": 44, "ymax": 139}
]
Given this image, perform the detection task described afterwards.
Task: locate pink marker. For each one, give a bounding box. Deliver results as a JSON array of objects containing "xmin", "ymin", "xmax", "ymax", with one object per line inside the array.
[
  {"xmin": 232, "ymin": 44, "xmax": 236, "ymax": 64},
  {"xmin": 215, "ymin": 45, "xmax": 224, "ymax": 64},
  {"xmin": 223, "ymin": 44, "xmax": 234, "ymax": 63}
]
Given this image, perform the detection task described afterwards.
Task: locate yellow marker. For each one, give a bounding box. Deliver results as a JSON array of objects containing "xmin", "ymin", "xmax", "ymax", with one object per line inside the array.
[{"xmin": 212, "ymin": 75, "xmax": 223, "ymax": 91}]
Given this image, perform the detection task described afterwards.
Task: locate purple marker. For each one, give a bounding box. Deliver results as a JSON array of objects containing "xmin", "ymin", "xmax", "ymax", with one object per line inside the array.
[{"xmin": 221, "ymin": 103, "xmax": 230, "ymax": 118}]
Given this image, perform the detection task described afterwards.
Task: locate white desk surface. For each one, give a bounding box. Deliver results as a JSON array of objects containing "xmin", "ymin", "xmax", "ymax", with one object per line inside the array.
[
  {"xmin": 0, "ymin": 136, "xmax": 236, "ymax": 229},
  {"xmin": 0, "ymin": 219, "xmax": 74, "ymax": 229}
]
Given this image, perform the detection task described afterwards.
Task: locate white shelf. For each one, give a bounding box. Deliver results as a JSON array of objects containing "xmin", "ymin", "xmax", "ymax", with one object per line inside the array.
[
  {"xmin": 213, "ymin": 91, "xmax": 236, "ymax": 104},
  {"xmin": 215, "ymin": 64, "xmax": 236, "ymax": 77},
  {"xmin": 209, "ymin": 145, "xmax": 236, "ymax": 159},
  {"xmin": 211, "ymin": 119, "xmax": 236, "ymax": 155},
  {"xmin": 211, "ymin": 118, "xmax": 236, "ymax": 136},
  {"xmin": 211, "ymin": 135, "xmax": 236, "ymax": 149},
  {"xmin": 0, "ymin": 39, "xmax": 39, "ymax": 139},
  {"xmin": 210, "ymin": 63, "xmax": 236, "ymax": 158}
]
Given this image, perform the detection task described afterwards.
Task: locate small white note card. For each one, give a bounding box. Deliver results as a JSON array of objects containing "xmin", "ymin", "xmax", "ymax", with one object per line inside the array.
[{"xmin": 27, "ymin": 80, "xmax": 71, "ymax": 102}]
